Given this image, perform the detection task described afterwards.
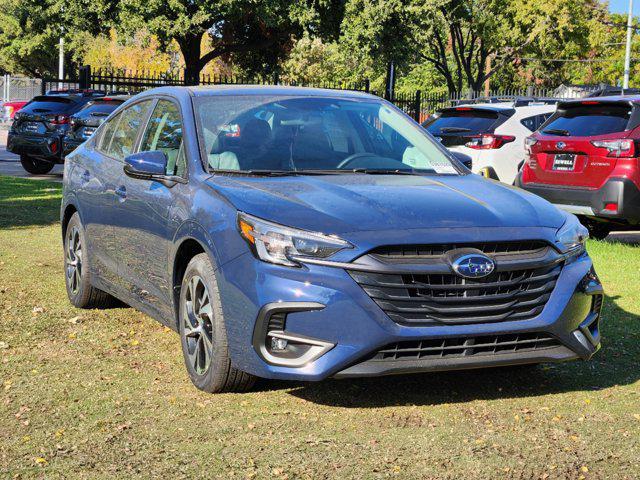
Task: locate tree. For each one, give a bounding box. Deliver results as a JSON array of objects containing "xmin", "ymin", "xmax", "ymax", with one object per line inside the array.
[
  {"xmin": 119, "ymin": 0, "xmax": 313, "ymax": 84},
  {"xmin": 338, "ymin": 0, "xmax": 608, "ymax": 95},
  {"xmin": 0, "ymin": 0, "xmax": 117, "ymax": 76}
]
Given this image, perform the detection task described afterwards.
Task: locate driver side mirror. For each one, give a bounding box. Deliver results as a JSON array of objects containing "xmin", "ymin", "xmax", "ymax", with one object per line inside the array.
[{"xmin": 124, "ymin": 151, "xmax": 186, "ymax": 187}]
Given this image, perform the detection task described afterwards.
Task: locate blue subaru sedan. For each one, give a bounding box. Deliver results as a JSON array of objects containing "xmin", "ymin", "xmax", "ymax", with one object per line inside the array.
[{"xmin": 61, "ymin": 86, "xmax": 604, "ymax": 392}]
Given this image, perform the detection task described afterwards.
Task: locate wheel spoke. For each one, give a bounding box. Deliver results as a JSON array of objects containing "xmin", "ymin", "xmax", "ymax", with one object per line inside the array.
[{"xmin": 182, "ymin": 275, "xmax": 214, "ymax": 375}]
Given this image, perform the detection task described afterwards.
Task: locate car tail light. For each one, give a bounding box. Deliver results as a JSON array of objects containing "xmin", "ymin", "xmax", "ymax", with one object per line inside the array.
[
  {"xmin": 604, "ymin": 202, "xmax": 618, "ymax": 212},
  {"xmin": 46, "ymin": 114, "xmax": 70, "ymax": 125},
  {"xmin": 590, "ymin": 139, "xmax": 635, "ymax": 158},
  {"xmin": 465, "ymin": 134, "xmax": 516, "ymax": 150}
]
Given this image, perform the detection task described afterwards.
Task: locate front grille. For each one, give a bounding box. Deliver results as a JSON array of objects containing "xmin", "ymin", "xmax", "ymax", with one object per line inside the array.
[
  {"xmin": 372, "ymin": 332, "xmax": 560, "ymax": 361},
  {"xmin": 371, "ymin": 240, "xmax": 548, "ymax": 259},
  {"xmin": 349, "ymin": 241, "xmax": 563, "ymax": 326}
]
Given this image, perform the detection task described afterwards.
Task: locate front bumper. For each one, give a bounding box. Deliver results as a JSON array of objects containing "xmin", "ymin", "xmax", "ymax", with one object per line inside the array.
[
  {"xmin": 7, "ymin": 132, "xmax": 64, "ymax": 162},
  {"xmin": 217, "ymin": 243, "xmax": 603, "ymax": 381},
  {"xmin": 62, "ymin": 137, "xmax": 83, "ymax": 157},
  {"xmin": 521, "ymin": 177, "xmax": 640, "ymax": 224}
]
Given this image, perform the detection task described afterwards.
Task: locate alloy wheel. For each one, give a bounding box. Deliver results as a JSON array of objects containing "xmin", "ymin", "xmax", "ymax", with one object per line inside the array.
[
  {"xmin": 182, "ymin": 275, "xmax": 214, "ymax": 375},
  {"xmin": 65, "ymin": 226, "xmax": 82, "ymax": 294}
]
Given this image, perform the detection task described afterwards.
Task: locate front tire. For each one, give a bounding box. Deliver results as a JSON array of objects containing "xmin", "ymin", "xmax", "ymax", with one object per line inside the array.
[
  {"xmin": 179, "ymin": 253, "xmax": 256, "ymax": 393},
  {"xmin": 64, "ymin": 212, "xmax": 117, "ymax": 308},
  {"xmin": 20, "ymin": 155, "xmax": 54, "ymax": 175}
]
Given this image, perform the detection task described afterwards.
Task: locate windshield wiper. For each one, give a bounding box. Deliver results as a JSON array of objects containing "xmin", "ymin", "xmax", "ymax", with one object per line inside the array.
[
  {"xmin": 348, "ymin": 168, "xmax": 431, "ymax": 175},
  {"xmin": 542, "ymin": 128, "xmax": 570, "ymax": 136},
  {"xmin": 439, "ymin": 127, "xmax": 471, "ymax": 133}
]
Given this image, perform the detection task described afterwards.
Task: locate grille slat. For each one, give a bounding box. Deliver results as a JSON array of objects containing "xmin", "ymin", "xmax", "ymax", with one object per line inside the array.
[
  {"xmin": 372, "ymin": 240, "xmax": 548, "ymax": 259},
  {"xmin": 350, "ymin": 241, "xmax": 562, "ymax": 326},
  {"xmin": 373, "ymin": 333, "xmax": 559, "ymax": 361}
]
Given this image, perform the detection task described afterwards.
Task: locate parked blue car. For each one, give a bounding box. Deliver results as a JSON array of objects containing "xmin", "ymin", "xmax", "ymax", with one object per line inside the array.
[{"xmin": 61, "ymin": 86, "xmax": 604, "ymax": 392}]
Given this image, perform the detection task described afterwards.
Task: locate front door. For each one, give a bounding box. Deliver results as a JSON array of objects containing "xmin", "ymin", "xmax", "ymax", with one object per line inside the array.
[{"xmin": 113, "ymin": 98, "xmax": 187, "ymax": 321}]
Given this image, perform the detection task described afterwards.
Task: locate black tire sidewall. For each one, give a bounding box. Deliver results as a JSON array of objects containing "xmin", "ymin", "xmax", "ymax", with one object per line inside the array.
[
  {"xmin": 64, "ymin": 213, "xmax": 93, "ymax": 306},
  {"xmin": 178, "ymin": 254, "xmax": 231, "ymax": 392},
  {"xmin": 20, "ymin": 155, "xmax": 54, "ymax": 175}
]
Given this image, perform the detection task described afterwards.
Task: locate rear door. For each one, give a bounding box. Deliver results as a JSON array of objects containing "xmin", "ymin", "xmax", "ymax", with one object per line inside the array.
[{"xmin": 532, "ymin": 102, "xmax": 636, "ymax": 188}]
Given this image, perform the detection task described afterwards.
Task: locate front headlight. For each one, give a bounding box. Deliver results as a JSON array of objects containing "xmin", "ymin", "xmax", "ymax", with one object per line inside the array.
[
  {"xmin": 237, "ymin": 212, "xmax": 352, "ymax": 267},
  {"xmin": 556, "ymin": 214, "xmax": 589, "ymax": 258}
]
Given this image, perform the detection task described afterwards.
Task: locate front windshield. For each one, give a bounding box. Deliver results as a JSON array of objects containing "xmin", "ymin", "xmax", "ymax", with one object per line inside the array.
[{"xmin": 194, "ymin": 94, "xmax": 460, "ymax": 174}]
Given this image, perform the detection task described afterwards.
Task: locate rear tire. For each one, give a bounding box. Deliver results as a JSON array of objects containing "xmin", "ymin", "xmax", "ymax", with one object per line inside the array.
[
  {"xmin": 20, "ymin": 155, "xmax": 54, "ymax": 175},
  {"xmin": 179, "ymin": 253, "xmax": 256, "ymax": 393},
  {"xmin": 64, "ymin": 212, "xmax": 117, "ymax": 308}
]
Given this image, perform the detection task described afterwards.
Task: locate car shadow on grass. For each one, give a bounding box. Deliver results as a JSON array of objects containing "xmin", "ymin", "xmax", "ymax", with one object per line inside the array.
[{"xmin": 284, "ymin": 294, "xmax": 640, "ymax": 408}]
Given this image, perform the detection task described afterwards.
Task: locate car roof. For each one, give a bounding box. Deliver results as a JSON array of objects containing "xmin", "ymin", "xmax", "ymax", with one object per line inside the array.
[
  {"xmin": 150, "ymin": 84, "xmax": 379, "ymax": 100},
  {"xmin": 558, "ymin": 95, "xmax": 640, "ymax": 107}
]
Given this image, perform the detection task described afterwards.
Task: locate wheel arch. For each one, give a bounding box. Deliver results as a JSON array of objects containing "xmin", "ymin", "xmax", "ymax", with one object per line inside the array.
[
  {"xmin": 61, "ymin": 203, "xmax": 79, "ymax": 238},
  {"xmin": 170, "ymin": 229, "xmax": 218, "ymax": 328}
]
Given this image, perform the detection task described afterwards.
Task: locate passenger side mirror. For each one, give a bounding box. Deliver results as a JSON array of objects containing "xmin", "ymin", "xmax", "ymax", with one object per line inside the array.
[{"xmin": 124, "ymin": 151, "xmax": 186, "ymax": 187}]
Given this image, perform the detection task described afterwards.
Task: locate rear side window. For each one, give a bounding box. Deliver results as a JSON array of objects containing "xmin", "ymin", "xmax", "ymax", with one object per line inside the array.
[
  {"xmin": 20, "ymin": 96, "xmax": 77, "ymax": 114},
  {"xmin": 426, "ymin": 109, "xmax": 503, "ymax": 135},
  {"xmin": 542, "ymin": 104, "xmax": 632, "ymax": 136},
  {"xmin": 520, "ymin": 113, "xmax": 552, "ymax": 132}
]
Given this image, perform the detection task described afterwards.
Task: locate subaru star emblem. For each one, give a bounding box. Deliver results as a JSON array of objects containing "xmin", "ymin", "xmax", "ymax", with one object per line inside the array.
[
  {"xmin": 452, "ymin": 254, "xmax": 495, "ymax": 279},
  {"xmin": 556, "ymin": 141, "xmax": 566, "ymax": 150}
]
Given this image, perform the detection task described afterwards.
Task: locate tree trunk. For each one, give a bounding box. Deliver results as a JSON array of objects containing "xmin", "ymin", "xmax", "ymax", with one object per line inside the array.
[{"xmin": 179, "ymin": 33, "xmax": 204, "ymax": 85}]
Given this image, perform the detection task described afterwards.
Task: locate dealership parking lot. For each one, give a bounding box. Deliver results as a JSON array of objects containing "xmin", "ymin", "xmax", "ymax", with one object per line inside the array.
[{"xmin": 0, "ymin": 175, "xmax": 638, "ymax": 478}]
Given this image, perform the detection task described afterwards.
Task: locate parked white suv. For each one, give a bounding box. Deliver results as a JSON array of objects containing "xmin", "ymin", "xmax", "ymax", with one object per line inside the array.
[{"xmin": 423, "ymin": 102, "xmax": 556, "ymax": 184}]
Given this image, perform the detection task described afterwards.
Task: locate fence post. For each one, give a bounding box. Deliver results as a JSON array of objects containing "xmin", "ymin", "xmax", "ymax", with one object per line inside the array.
[
  {"xmin": 272, "ymin": 72, "xmax": 279, "ymax": 85},
  {"xmin": 40, "ymin": 78, "xmax": 47, "ymax": 96},
  {"xmin": 414, "ymin": 90, "xmax": 421, "ymax": 122},
  {"xmin": 364, "ymin": 78, "xmax": 370, "ymax": 93}
]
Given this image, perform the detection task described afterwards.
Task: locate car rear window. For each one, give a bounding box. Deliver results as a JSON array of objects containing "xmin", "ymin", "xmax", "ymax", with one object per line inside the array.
[
  {"xmin": 20, "ymin": 96, "xmax": 78, "ymax": 114},
  {"xmin": 541, "ymin": 104, "xmax": 632, "ymax": 136},
  {"xmin": 426, "ymin": 109, "xmax": 502, "ymax": 135},
  {"xmin": 74, "ymin": 101, "xmax": 122, "ymax": 119}
]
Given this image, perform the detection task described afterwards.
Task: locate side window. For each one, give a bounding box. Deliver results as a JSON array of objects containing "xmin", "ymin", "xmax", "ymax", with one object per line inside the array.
[
  {"xmin": 139, "ymin": 100, "xmax": 185, "ymax": 176},
  {"xmin": 521, "ymin": 113, "xmax": 552, "ymax": 132},
  {"xmin": 102, "ymin": 101, "xmax": 152, "ymax": 161},
  {"xmin": 97, "ymin": 111, "xmax": 122, "ymax": 153}
]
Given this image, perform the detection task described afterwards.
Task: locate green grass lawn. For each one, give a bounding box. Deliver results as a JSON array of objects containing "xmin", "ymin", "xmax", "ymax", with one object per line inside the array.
[{"xmin": 0, "ymin": 175, "xmax": 638, "ymax": 479}]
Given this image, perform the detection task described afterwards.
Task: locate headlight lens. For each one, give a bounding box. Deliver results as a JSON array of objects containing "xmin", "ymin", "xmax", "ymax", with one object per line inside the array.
[
  {"xmin": 556, "ymin": 214, "xmax": 589, "ymax": 257},
  {"xmin": 237, "ymin": 212, "xmax": 352, "ymax": 267}
]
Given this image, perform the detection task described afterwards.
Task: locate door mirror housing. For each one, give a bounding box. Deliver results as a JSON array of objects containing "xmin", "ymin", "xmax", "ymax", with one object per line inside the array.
[
  {"xmin": 124, "ymin": 150, "xmax": 167, "ymax": 176},
  {"xmin": 123, "ymin": 150, "xmax": 186, "ymax": 187}
]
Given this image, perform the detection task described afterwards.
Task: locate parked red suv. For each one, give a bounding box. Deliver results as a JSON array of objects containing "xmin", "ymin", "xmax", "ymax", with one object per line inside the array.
[{"xmin": 519, "ymin": 96, "xmax": 640, "ymax": 238}]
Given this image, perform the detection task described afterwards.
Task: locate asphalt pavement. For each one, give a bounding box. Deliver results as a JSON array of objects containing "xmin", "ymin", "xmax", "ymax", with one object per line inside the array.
[{"xmin": 0, "ymin": 137, "xmax": 64, "ymax": 182}]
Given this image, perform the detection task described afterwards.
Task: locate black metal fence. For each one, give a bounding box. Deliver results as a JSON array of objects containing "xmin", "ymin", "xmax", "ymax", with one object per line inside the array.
[{"xmin": 39, "ymin": 66, "xmax": 590, "ymax": 123}]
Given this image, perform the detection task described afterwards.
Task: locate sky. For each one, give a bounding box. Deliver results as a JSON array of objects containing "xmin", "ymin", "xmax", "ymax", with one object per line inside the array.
[{"xmin": 606, "ymin": 0, "xmax": 638, "ymax": 15}]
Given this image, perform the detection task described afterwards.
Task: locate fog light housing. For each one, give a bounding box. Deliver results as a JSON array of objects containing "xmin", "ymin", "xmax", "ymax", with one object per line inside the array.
[
  {"xmin": 270, "ymin": 337, "xmax": 289, "ymax": 352},
  {"xmin": 253, "ymin": 302, "xmax": 335, "ymax": 367}
]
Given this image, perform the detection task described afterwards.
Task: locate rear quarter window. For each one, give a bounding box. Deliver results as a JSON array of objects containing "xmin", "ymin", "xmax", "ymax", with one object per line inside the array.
[{"xmin": 542, "ymin": 104, "xmax": 632, "ymax": 136}]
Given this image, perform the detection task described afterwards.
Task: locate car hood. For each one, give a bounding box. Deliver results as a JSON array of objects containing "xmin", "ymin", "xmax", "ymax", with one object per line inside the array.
[{"xmin": 205, "ymin": 173, "xmax": 566, "ymax": 234}]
